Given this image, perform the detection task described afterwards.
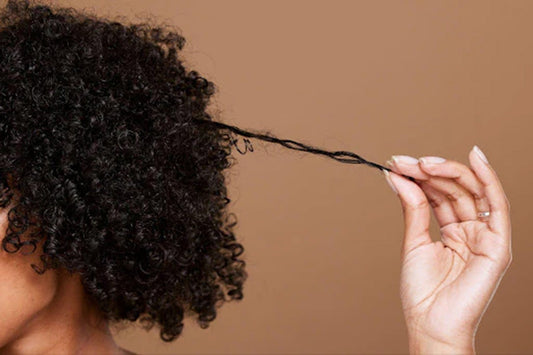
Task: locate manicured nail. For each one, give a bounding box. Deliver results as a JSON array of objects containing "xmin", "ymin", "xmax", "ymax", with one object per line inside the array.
[
  {"xmin": 391, "ymin": 155, "xmax": 419, "ymax": 165},
  {"xmin": 383, "ymin": 170, "xmax": 398, "ymax": 194},
  {"xmin": 473, "ymin": 145, "xmax": 489, "ymax": 164},
  {"xmin": 419, "ymin": 156, "xmax": 446, "ymax": 164}
]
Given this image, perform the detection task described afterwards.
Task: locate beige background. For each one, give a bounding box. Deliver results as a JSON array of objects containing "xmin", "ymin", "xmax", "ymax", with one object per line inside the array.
[{"xmin": 49, "ymin": 0, "xmax": 533, "ymax": 353}]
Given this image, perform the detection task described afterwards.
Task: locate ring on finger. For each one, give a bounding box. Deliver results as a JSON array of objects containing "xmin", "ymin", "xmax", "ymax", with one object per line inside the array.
[{"xmin": 477, "ymin": 211, "xmax": 491, "ymax": 218}]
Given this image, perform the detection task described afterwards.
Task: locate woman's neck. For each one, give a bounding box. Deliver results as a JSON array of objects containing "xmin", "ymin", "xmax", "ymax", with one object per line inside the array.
[{"xmin": 1, "ymin": 270, "xmax": 132, "ymax": 355}]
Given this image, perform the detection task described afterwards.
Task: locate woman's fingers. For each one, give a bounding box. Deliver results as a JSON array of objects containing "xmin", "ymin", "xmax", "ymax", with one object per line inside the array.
[
  {"xmin": 418, "ymin": 155, "xmax": 491, "ymax": 221},
  {"xmin": 467, "ymin": 146, "xmax": 511, "ymax": 237},
  {"xmin": 387, "ymin": 146, "xmax": 511, "ymax": 241},
  {"xmin": 418, "ymin": 175, "xmax": 478, "ymax": 221},
  {"xmin": 387, "ymin": 156, "xmax": 469, "ymax": 226},
  {"xmin": 384, "ymin": 170, "xmax": 432, "ymax": 256},
  {"xmin": 416, "ymin": 181, "xmax": 460, "ymax": 226},
  {"xmin": 389, "ymin": 153, "xmax": 491, "ymax": 225},
  {"xmin": 388, "ymin": 155, "xmax": 431, "ymax": 181}
]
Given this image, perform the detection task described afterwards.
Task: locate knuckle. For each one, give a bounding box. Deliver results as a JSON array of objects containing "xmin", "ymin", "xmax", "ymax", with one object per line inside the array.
[
  {"xmin": 472, "ymin": 189, "xmax": 485, "ymax": 201},
  {"xmin": 410, "ymin": 198, "xmax": 429, "ymax": 210},
  {"xmin": 428, "ymin": 199, "xmax": 439, "ymax": 209},
  {"xmin": 445, "ymin": 190, "xmax": 461, "ymax": 202},
  {"xmin": 427, "ymin": 195, "xmax": 442, "ymax": 209}
]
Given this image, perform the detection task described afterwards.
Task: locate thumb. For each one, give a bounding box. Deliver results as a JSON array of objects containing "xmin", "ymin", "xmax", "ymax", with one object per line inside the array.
[{"xmin": 383, "ymin": 170, "xmax": 433, "ymax": 256}]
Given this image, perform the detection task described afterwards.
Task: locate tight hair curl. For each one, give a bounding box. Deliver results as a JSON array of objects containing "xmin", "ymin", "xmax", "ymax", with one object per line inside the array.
[
  {"xmin": 0, "ymin": 0, "xmax": 245, "ymax": 342},
  {"xmin": 0, "ymin": 0, "xmax": 410, "ymax": 344}
]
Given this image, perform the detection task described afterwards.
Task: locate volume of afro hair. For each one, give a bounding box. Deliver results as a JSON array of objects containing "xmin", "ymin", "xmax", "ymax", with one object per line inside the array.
[{"xmin": 0, "ymin": 0, "xmax": 247, "ymax": 342}]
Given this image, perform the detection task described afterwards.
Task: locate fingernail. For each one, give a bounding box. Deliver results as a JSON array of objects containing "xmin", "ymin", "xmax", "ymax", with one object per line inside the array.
[
  {"xmin": 419, "ymin": 156, "xmax": 446, "ymax": 164},
  {"xmin": 383, "ymin": 170, "xmax": 398, "ymax": 194},
  {"xmin": 385, "ymin": 159, "xmax": 393, "ymax": 167},
  {"xmin": 391, "ymin": 155, "xmax": 419, "ymax": 165},
  {"xmin": 473, "ymin": 145, "xmax": 489, "ymax": 164}
]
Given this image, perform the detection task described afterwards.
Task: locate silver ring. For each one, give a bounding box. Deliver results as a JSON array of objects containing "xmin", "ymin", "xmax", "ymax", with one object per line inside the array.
[{"xmin": 477, "ymin": 211, "xmax": 490, "ymax": 218}]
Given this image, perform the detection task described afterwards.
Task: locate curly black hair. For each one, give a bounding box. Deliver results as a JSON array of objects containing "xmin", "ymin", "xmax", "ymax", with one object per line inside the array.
[
  {"xmin": 0, "ymin": 0, "xmax": 247, "ymax": 342},
  {"xmin": 0, "ymin": 0, "xmax": 413, "ymax": 344}
]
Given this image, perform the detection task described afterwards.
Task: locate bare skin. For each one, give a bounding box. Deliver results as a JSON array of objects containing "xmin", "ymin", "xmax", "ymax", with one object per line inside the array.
[
  {"xmin": 0, "ymin": 270, "xmax": 136, "ymax": 355},
  {"xmin": 384, "ymin": 145, "xmax": 512, "ymax": 354},
  {"xmin": 0, "ymin": 202, "xmax": 136, "ymax": 355}
]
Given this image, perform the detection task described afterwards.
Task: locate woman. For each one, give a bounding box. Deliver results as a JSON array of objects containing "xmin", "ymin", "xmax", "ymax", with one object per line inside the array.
[{"xmin": 0, "ymin": 0, "xmax": 511, "ymax": 353}]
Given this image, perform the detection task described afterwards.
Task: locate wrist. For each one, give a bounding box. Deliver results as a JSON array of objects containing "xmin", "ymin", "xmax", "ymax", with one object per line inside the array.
[{"xmin": 408, "ymin": 333, "xmax": 475, "ymax": 355}]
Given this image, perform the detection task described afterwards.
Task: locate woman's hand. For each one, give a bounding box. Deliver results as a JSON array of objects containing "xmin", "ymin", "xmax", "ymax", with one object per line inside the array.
[{"xmin": 383, "ymin": 146, "xmax": 512, "ymax": 354}]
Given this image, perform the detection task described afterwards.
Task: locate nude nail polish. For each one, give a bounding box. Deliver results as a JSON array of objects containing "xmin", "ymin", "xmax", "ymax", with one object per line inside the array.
[
  {"xmin": 383, "ymin": 170, "xmax": 398, "ymax": 194},
  {"xmin": 473, "ymin": 145, "xmax": 489, "ymax": 164},
  {"xmin": 419, "ymin": 156, "xmax": 446, "ymax": 164},
  {"xmin": 391, "ymin": 155, "xmax": 419, "ymax": 165}
]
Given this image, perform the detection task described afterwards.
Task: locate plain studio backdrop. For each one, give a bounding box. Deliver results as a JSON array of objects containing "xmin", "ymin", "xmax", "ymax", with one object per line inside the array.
[{"xmin": 18, "ymin": 0, "xmax": 532, "ymax": 354}]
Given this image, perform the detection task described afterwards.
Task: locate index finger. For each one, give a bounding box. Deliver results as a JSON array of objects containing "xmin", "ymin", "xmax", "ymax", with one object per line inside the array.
[{"xmin": 469, "ymin": 145, "xmax": 511, "ymax": 237}]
